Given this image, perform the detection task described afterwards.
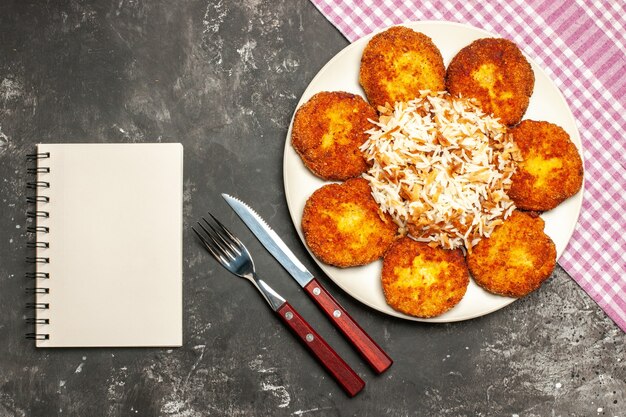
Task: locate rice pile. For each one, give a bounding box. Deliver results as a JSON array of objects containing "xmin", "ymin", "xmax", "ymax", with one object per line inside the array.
[{"xmin": 360, "ymin": 91, "xmax": 522, "ymax": 250}]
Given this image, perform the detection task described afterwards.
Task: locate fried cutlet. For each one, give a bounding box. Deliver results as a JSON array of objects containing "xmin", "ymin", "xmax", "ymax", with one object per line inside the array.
[
  {"xmin": 359, "ymin": 26, "xmax": 445, "ymax": 109},
  {"xmin": 508, "ymin": 120, "xmax": 584, "ymax": 211},
  {"xmin": 466, "ymin": 210, "xmax": 556, "ymax": 297},
  {"xmin": 381, "ymin": 237, "xmax": 469, "ymax": 318},
  {"xmin": 291, "ymin": 91, "xmax": 377, "ymax": 181},
  {"xmin": 301, "ymin": 177, "xmax": 398, "ymax": 267},
  {"xmin": 446, "ymin": 38, "xmax": 534, "ymax": 126}
]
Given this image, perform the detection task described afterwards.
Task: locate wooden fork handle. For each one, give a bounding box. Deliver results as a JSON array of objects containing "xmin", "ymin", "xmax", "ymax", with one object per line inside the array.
[
  {"xmin": 276, "ymin": 301, "xmax": 365, "ymax": 397},
  {"xmin": 304, "ymin": 278, "xmax": 393, "ymax": 374}
]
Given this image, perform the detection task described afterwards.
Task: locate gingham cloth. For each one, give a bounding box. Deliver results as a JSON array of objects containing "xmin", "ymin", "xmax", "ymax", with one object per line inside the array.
[{"xmin": 309, "ymin": 0, "xmax": 626, "ymax": 332}]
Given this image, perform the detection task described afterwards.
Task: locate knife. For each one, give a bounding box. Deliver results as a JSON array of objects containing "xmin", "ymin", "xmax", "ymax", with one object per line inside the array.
[{"xmin": 222, "ymin": 193, "xmax": 393, "ymax": 374}]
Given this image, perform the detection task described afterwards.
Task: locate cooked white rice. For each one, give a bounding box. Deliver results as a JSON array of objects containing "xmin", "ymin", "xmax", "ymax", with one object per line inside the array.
[{"xmin": 360, "ymin": 91, "xmax": 521, "ymax": 250}]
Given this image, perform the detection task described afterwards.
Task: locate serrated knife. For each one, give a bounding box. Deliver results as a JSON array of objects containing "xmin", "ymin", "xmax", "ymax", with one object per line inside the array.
[{"xmin": 222, "ymin": 193, "xmax": 392, "ymax": 374}]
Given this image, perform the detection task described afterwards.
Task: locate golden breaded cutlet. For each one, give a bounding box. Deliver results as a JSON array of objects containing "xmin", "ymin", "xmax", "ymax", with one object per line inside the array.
[
  {"xmin": 508, "ymin": 120, "xmax": 584, "ymax": 211},
  {"xmin": 291, "ymin": 91, "xmax": 377, "ymax": 181},
  {"xmin": 301, "ymin": 177, "xmax": 398, "ymax": 267},
  {"xmin": 359, "ymin": 26, "xmax": 445, "ymax": 109},
  {"xmin": 466, "ymin": 210, "xmax": 556, "ymax": 297},
  {"xmin": 446, "ymin": 38, "xmax": 534, "ymax": 126},
  {"xmin": 382, "ymin": 237, "xmax": 469, "ymax": 318}
]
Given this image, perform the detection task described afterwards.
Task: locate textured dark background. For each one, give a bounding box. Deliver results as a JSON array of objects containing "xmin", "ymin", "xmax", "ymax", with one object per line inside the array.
[{"xmin": 1, "ymin": 1, "xmax": 624, "ymax": 416}]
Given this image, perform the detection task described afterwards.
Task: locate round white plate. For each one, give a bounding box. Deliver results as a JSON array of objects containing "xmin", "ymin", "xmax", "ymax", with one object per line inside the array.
[{"xmin": 283, "ymin": 21, "xmax": 584, "ymax": 322}]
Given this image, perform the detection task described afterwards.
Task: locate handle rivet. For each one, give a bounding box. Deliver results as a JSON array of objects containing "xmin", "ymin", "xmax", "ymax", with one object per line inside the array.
[
  {"xmin": 305, "ymin": 333, "xmax": 314, "ymax": 342},
  {"xmin": 313, "ymin": 287, "xmax": 321, "ymax": 295},
  {"xmin": 333, "ymin": 310, "xmax": 341, "ymax": 318},
  {"xmin": 285, "ymin": 312, "xmax": 293, "ymax": 320}
]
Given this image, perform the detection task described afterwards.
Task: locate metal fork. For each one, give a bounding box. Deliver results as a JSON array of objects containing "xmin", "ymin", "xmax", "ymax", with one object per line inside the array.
[{"xmin": 193, "ymin": 214, "xmax": 365, "ymax": 397}]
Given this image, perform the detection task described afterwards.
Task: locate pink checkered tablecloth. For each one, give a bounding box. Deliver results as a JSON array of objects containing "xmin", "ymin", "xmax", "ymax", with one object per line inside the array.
[{"xmin": 309, "ymin": 0, "xmax": 626, "ymax": 331}]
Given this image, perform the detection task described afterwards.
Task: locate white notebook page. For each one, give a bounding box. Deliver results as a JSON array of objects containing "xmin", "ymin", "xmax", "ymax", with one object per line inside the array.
[{"xmin": 34, "ymin": 143, "xmax": 183, "ymax": 347}]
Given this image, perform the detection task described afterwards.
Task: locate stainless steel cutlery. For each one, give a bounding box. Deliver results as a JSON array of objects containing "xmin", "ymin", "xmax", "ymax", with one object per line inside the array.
[
  {"xmin": 193, "ymin": 213, "xmax": 365, "ymax": 397},
  {"xmin": 222, "ymin": 194, "xmax": 392, "ymax": 374}
]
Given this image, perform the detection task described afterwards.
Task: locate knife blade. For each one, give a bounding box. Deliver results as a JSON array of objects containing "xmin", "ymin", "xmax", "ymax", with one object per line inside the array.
[
  {"xmin": 222, "ymin": 194, "xmax": 313, "ymax": 287},
  {"xmin": 222, "ymin": 193, "xmax": 392, "ymax": 374}
]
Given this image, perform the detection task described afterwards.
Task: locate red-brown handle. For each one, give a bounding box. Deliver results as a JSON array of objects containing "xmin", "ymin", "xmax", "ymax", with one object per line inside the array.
[
  {"xmin": 276, "ymin": 301, "xmax": 365, "ymax": 397},
  {"xmin": 304, "ymin": 278, "xmax": 393, "ymax": 374}
]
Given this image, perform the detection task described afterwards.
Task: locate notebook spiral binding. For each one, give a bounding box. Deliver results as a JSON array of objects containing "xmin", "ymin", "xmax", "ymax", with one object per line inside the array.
[{"xmin": 25, "ymin": 152, "xmax": 50, "ymax": 341}]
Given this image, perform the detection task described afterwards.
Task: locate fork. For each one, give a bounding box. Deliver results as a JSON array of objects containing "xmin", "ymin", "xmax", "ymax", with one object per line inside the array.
[{"xmin": 193, "ymin": 213, "xmax": 365, "ymax": 397}]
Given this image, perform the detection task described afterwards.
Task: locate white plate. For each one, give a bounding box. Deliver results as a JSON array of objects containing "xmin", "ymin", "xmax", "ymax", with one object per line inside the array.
[{"xmin": 283, "ymin": 21, "xmax": 584, "ymax": 322}]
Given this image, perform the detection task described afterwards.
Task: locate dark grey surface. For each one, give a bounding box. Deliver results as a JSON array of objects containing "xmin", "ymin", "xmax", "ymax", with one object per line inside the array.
[{"xmin": 1, "ymin": 1, "xmax": 624, "ymax": 416}]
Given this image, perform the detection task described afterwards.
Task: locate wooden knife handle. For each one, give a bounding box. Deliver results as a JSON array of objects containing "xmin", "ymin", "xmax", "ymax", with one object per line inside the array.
[
  {"xmin": 304, "ymin": 278, "xmax": 393, "ymax": 374},
  {"xmin": 276, "ymin": 301, "xmax": 365, "ymax": 397}
]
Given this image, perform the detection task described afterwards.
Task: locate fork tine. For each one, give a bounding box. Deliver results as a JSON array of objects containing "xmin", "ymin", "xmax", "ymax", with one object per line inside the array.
[
  {"xmin": 197, "ymin": 220, "xmax": 236, "ymax": 261},
  {"xmin": 194, "ymin": 213, "xmax": 256, "ymax": 281},
  {"xmin": 202, "ymin": 216, "xmax": 242, "ymax": 257},
  {"xmin": 192, "ymin": 225, "xmax": 225, "ymax": 264},
  {"xmin": 192, "ymin": 226, "xmax": 210, "ymax": 248},
  {"xmin": 208, "ymin": 213, "xmax": 245, "ymax": 249}
]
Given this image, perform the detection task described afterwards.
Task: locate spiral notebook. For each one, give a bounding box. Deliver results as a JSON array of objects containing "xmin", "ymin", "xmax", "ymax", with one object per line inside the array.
[{"xmin": 27, "ymin": 143, "xmax": 183, "ymax": 347}]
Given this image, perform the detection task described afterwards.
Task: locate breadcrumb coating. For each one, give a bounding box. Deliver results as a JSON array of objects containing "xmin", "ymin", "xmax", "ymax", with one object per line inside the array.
[
  {"xmin": 508, "ymin": 120, "xmax": 584, "ymax": 211},
  {"xmin": 382, "ymin": 237, "xmax": 469, "ymax": 317},
  {"xmin": 359, "ymin": 26, "xmax": 445, "ymax": 109},
  {"xmin": 446, "ymin": 38, "xmax": 534, "ymax": 126},
  {"xmin": 302, "ymin": 178, "xmax": 398, "ymax": 267},
  {"xmin": 466, "ymin": 210, "xmax": 556, "ymax": 297},
  {"xmin": 292, "ymin": 91, "xmax": 377, "ymax": 181}
]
